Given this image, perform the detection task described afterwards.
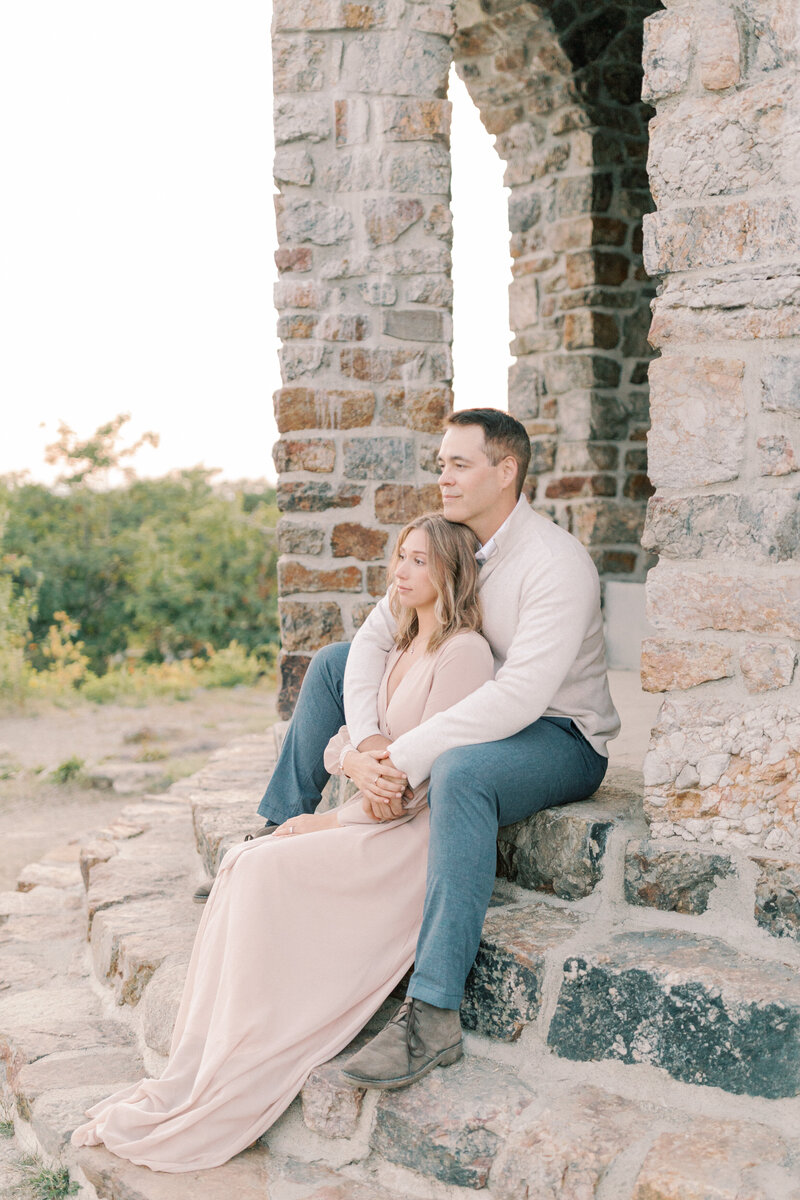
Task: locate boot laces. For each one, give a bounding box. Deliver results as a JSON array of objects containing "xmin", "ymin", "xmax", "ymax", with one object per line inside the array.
[{"xmin": 393, "ymin": 998, "xmax": 425, "ymax": 1059}]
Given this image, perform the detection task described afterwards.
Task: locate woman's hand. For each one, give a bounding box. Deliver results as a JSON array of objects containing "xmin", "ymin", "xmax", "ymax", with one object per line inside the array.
[
  {"xmin": 271, "ymin": 811, "xmax": 339, "ymax": 838},
  {"xmin": 342, "ymin": 749, "xmax": 407, "ymax": 820}
]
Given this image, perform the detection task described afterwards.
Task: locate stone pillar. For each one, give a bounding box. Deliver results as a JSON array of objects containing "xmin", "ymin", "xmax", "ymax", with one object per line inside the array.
[
  {"xmin": 272, "ymin": 0, "xmax": 455, "ymax": 716},
  {"xmin": 640, "ymin": 0, "xmax": 800, "ymax": 851}
]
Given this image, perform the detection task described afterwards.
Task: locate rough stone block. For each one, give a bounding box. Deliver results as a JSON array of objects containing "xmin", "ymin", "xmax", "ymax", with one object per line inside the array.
[
  {"xmin": 90, "ymin": 897, "xmax": 199, "ymax": 1006},
  {"xmin": 563, "ymin": 311, "xmax": 619, "ymax": 350},
  {"xmin": 641, "ymin": 637, "xmax": 734, "ymax": 692},
  {"xmin": 646, "ymin": 563, "xmax": 800, "ymax": 638},
  {"xmin": 272, "ymin": 438, "xmax": 335, "ymax": 474},
  {"xmin": 762, "ymin": 353, "xmax": 800, "ymax": 416},
  {"xmin": 273, "ymin": 146, "xmax": 315, "ymax": 186},
  {"xmin": 274, "ymin": 98, "xmax": 330, "ymax": 144},
  {"xmin": 278, "ymin": 561, "xmax": 362, "ymax": 594},
  {"xmin": 339, "ymin": 347, "xmax": 426, "ymax": 383},
  {"xmin": 753, "ymin": 856, "xmax": 800, "ymax": 942},
  {"xmin": 357, "ymin": 278, "xmax": 397, "ymax": 306},
  {"xmin": 740, "ymin": 641, "xmax": 797, "ymax": 692},
  {"xmin": 367, "ymin": 564, "xmax": 388, "ymax": 595},
  {"xmin": 462, "ymin": 904, "xmax": 585, "ymax": 1041},
  {"xmin": 86, "ymin": 854, "xmax": 194, "ymax": 931},
  {"xmin": 273, "ymin": 36, "xmax": 326, "ymax": 93},
  {"xmin": 142, "ymin": 954, "xmax": 190, "ymax": 1056},
  {"xmin": 497, "ymin": 796, "xmax": 629, "ymax": 901},
  {"xmin": 383, "ymin": 308, "xmax": 448, "ymax": 341},
  {"xmin": 331, "ymin": 522, "xmax": 387, "ymax": 560},
  {"xmin": 424, "ymin": 201, "xmax": 452, "ymax": 242},
  {"xmin": 380, "ymin": 98, "xmax": 450, "ymax": 142},
  {"xmin": 492, "ymin": 1086, "xmax": 660, "ymax": 1200},
  {"xmin": 273, "ymin": 0, "xmax": 388, "ymax": 30},
  {"xmin": 274, "ymin": 386, "xmax": 375, "ymax": 432},
  {"xmin": 277, "ymin": 313, "xmax": 318, "ymax": 340},
  {"xmin": 624, "ymin": 840, "xmax": 734, "ymax": 913},
  {"xmin": 316, "ymin": 314, "xmax": 370, "ymax": 342},
  {"xmin": 647, "ymin": 356, "xmax": 745, "ymax": 487},
  {"xmin": 363, "ymin": 197, "xmax": 423, "ymax": 246},
  {"xmin": 276, "ymin": 198, "xmax": 353, "ymax": 246},
  {"xmin": 406, "ymin": 274, "xmax": 453, "ymax": 305},
  {"xmin": 410, "ymin": 4, "xmax": 455, "ymax": 36},
  {"xmin": 277, "ymin": 652, "xmax": 311, "ymax": 719},
  {"xmin": 642, "ymin": 9, "xmax": 692, "ymax": 103},
  {"xmin": 380, "ymin": 385, "xmax": 451, "ymax": 433},
  {"xmin": 698, "ymin": 7, "xmax": 741, "ymax": 89},
  {"xmin": 77, "ymin": 1143, "xmax": 273, "ymax": 1200},
  {"xmin": 279, "ymin": 344, "xmax": 328, "ymax": 381},
  {"xmin": 632, "ymin": 1120, "xmax": 794, "ymax": 1200},
  {"xmin": 277, "ymin": 520, "xmax": 325, "ymax": 556},
  {"xmin": 758, "ymin": 434, "xmax": 798, "ymax": 476},
  {"xmin": 643, "ymin": 197, "xmax": 800, "ymax": 274},
  {"xmin": 548, "ymin": 929, "xmax": 800, "ymax": 1097},
  {"xmin": 14, "ymin": 1047, "xmax": 142, "ymax": 1122},
  {"xmin": 545, "ymin": 474, "xmax": 616, "ymax": 499},
  {"xmin": 565, "ymin": 250, "xmax": 628, "ymax": 289},
  {"xmin": 342, "ymin": 33, "xmax": 451, "ymax": 98},
  {"xmin": 276, "ymin": 481, "xmax": 363, "ymax": 512},
  {"xmin": 643, "ymin": 490, "xmax": 800, "ymax": 563},
  {"xmin": 383, "ymin": 144, "xmax": 450, "ymax": 193},
  {"xmin": 649, "ymin": 76, "xmax": 794, "ymax": 205},
  {"xmin": 544, "ymin": 355, "xmax": 621, "ymax": 394},
  {"xmin": 335, "ymin": 97, "xmax": 369, "ymax": 146},
  {"xmin": 370, "ymin": 1056, "xmax": 534, "ymax": 1188},
  {"xmin": 275, "ymin": 246, "xmax": 313, "ymax": 273},
  {"xmin": 374, "ymin": 483, "xmax": 441, "ymax": 522},
  {"xmin": 279, "ymin": 600, "xmax": 345, "ymax": 651},
  {"xmin": 343, "ymin": 437, "xmax": 415, "ymax": 480},
  {"xmin": 571, "ymin": 500, "xmax": 645, "ymax": 547}
]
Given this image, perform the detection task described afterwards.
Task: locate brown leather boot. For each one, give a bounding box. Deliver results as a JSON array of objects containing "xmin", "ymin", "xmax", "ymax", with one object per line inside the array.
[
  {"xmin": 191, "ymin": 822, "xmax": 278, "ymax": 904},
  {"xmin": 341, "ymin": 997, "xmax": 462, "ymax": 1089}
]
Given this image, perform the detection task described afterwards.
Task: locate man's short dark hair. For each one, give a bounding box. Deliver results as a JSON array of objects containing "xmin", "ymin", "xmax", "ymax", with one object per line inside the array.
[{"xmin": 445, "ymin": 408, "xmax": 531, "ymax": 499}]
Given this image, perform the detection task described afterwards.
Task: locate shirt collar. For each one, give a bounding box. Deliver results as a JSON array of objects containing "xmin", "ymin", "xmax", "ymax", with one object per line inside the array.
[{"xmin": 475, "ymin": 508, "xmax": 516, "ymax": 565}]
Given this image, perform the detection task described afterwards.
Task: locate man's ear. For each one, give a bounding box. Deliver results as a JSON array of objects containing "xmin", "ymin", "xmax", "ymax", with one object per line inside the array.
[{"xmin": 500, "ymin": 455, "xmax": 518, "ymax": 490}]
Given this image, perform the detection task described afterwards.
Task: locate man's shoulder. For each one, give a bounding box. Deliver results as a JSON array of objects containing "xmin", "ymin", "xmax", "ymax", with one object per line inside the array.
[{"xmin": 503, "ymin": 502, "xmax": 595, "ymax": 572}]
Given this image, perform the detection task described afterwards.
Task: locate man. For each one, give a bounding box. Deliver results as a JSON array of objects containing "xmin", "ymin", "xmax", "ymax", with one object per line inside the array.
[{"xmin": 196, "ymin": 408, "xmax": 620, "ymax": 1090}]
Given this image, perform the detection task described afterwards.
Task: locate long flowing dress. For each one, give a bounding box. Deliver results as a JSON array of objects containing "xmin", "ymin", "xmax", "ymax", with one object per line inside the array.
[{"xmin": 71, "ymin": 630, "xmax": 494, "ymax": 1172}]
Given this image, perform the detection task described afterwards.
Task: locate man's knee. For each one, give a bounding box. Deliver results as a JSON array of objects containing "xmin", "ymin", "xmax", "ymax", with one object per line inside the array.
[
  {"xmin": 303, "ymin": 641, "xmax": 350, "ymax": 691},
  {"xmin": 429, "ymin": 747, "xmax": 494, "ymax": 814}
]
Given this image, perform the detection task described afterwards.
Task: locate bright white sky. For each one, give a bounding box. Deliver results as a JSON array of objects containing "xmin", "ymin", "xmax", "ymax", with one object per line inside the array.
[{"xmin": 0, "ymin": 5, "xmax": 511, "ymax": 485}]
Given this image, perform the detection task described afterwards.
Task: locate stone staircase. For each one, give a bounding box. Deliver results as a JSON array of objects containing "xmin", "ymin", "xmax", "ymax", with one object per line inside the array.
[{"xmin": 2, "ymin": 726, "xmax": 800, "ymax": 1199}]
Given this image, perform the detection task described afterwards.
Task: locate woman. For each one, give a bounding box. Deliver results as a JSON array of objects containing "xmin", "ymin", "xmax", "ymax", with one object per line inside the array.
[{"xmin": 71, "ymin": 514, "xmax": 494, "ymax": 1172}]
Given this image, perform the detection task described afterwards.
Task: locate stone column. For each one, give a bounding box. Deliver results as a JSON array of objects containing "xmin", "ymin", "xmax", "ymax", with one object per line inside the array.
[
  {"xmin": 272, "ymin": 0, "xmax": 455, "ymax": 717},
  {"xmin": 640, "ymin": 0, "xmax": 800, "ymax": 851}
]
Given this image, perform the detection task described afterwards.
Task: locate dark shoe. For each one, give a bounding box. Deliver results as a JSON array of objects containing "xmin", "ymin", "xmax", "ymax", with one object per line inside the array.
[
  {"xmin": 192, "ymin": 822, "xmax": 279, "ymax": 904},
  {"xmin": 340, "ymin": 997, "xmax": 462, "ymax": 1090}
]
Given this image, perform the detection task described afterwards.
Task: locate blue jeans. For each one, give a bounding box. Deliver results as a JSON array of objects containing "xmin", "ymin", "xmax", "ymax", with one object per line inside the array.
[{"xmin": 258, "ymin": 642, "xmax": 607, "ymax": 1008}]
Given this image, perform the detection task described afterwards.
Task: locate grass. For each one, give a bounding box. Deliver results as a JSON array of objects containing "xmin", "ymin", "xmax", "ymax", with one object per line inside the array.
[
  {"xmin": 48, "ymin": 756, "xmax": 85, "ymax": 784},
  {"xmin": 18, "ymin": 1157, "xmax": 78, "ymax": 1200},
  {"xmin": 0, "ymin": 1119, "xmax": 13, "ymax": 1138}
]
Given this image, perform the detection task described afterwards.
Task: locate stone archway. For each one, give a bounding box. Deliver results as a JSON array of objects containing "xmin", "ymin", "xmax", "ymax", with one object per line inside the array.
[{"xmin": 271, "ymin": 0, "xmax": 800, "ymax": 867}]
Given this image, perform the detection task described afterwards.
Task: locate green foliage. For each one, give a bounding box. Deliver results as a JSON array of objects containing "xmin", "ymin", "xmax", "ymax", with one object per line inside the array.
[
  {"xmin": 0, "ymin": 415, "xmax": 279, "ymax": 684},
  {"xmin": 18, "ymin": 1157, "xmax": 79, "ymax": 1200},
  {"xmin": 49, "ymin": 755, "xmax": 86, "ymax": 783}
]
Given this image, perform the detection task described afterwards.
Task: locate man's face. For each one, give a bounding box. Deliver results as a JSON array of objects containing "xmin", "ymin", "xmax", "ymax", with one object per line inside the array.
[{"xmin": 436, "ymin": 424, "xmax": 513, "ymax": 532}]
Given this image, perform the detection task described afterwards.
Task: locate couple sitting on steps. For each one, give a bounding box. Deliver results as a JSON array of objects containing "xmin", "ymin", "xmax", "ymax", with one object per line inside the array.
[{"xmin": 72, "ymin": 407, "xmax": 620, "ymax": 1173}]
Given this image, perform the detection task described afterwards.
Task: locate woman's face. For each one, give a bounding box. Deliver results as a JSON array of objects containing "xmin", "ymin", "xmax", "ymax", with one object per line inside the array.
[{"xmin": 393, "ymin": 529, "xmax": 438, "ymax": 613}]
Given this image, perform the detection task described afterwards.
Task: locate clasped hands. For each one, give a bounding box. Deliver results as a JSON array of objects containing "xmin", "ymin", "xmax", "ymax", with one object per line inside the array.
[{"xmin": 344, "ymin": 734, "xmax": 412, "ymax": 822}]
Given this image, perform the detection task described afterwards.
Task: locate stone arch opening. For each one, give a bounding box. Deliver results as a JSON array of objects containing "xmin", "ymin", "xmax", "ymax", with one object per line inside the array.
[{"xmin": 452, "ymin": 0, "xmax": 660, "ymax": 586}]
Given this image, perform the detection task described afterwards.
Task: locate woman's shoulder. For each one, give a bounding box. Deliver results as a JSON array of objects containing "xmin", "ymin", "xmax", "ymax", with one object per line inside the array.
[{"xmin": 435, "ymin": 630, "xmax": 493, "ymax": 662}]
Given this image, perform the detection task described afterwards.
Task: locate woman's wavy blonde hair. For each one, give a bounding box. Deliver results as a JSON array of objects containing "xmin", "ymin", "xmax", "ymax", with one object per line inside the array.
[{"xmin": 387, "ymin": 513, "xmax": 482, "ymax": 654}]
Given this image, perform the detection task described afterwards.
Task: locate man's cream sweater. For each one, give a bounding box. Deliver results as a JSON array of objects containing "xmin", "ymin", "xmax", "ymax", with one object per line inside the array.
[{"xmin": 344, "ymin": 496, "xmax": 621, "ymax": 789}]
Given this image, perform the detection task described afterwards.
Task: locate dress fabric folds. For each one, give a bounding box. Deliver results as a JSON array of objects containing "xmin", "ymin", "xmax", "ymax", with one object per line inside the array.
[{"xmin": 71, "ymin": 631, "xmax": 494, "ymax": 1172}]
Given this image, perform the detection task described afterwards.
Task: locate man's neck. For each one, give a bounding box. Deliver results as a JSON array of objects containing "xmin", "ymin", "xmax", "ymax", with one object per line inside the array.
[{"xmin": 470, "ymin": 499, "xmax": 517, "ymax": 547}]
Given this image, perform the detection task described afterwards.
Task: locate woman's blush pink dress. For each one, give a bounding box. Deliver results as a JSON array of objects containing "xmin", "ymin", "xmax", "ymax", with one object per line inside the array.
[{"xmin": 71, "ymin": 631, "xmax": 494, "ymax": 1172}]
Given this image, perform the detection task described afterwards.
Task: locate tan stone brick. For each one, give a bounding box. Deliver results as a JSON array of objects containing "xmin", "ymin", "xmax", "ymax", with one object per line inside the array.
[
  {"xmin": 740, "ymin": 641, "xmax": 797, "ymax": 693},
  {"xmin": 643, "ymin": 197, "xmax": 800, "ymax": 274},
  {"xmin": 275, "ymin": 247, "xmax": 313, "ymax": 274},
  {"xmin": 367, "ymin": 563, "xmax": 388, "ymax": 595},
  {"xmin": 276, "ymin": 314, "xmax": 318, "ymax": 340},
  {"xmin": 380, "ymin": 386, "xmax": 452, "ymax": 433},
  {"xmin": 698, "ymin": 7, "xmax": 741, "ymax": 89},
  {"xmin": 545, "ymin": 475, "xmax": 617, "ymax": 500},
  {"xmin": 277, "ymin": 481, "xmax": 364, "ymax": 512},
  {"xmin": 331, "ymin": 523, "xmax": 388, "ymax": 560},
  {"xmin": 335, "ymin": 97, "xmax": 370, "ymax": 146},
  {"xmin": 410, "ymin": 5, "xmax": 455, "ymax": 36},
  {"xmin": 424, "ymin": 202, "xmax": 452, "ymax": 242},
  {"xmin": 273, "ymin": 36, "xmax": 326, "ymax": 93},
  {"xmin": 642, "ymin": 8, "xmax": 693, "ymax": 102},
  {"xmin": 379, "ymin": 99, "xmax": 451, "ymax": 143},
  {"xmin": 565, "ymin": 251, "xmax": 629, "ymax": 289},
  {"xmin": 339, "ymin": 348, "xmax": 426, "ymax": 383},
  {"xmin": 273, "ymin": 0, "xmax": 388, "ymax": 30},
  {"xmin": 278, "ymin": 652, "xmax": 311, "ymax": 719},
  {"xmin": 632, "ymin": 1120, "xmax": 789, "ymax": 1200},
  {"xmin": 274, "ymin": 281, "xmax": 325, "ymax": 311},
  {"xmin": 641, "ymin": 638, "xmax": 735, "ymax": 692},
  {"xmin": 272, "ymin": 438, "xmax": 335, "ymax": 474},
  {"xmin": 648, "ymin": 356, "xmax": 745, "ymax": 487},
  {"xmin": 571, "ymin": 501, "xmax": 645, "ymax": 546},
  {"xmin": 646, "ymin": 563, "xmax": 800, "ymax": 638},
  {"xmin": 509, "ymin": 275, "xmax": 538, "ymax": 330},
  {"xmin": 278, "ymin": 562, "xmax": 362, "ymax": 595},
  {"xmin": 758, "ymin": 434, "xmax": 799, "ymax": 476},
  {"xmin": 274, "ymin": 387, "xmax": 375, "ymax": 432},
  {"xmin": 563, "ymin": 311, "xmax": 619, "ymax": 350},
  {"xmin": 363, "ymin": 197, "xmax": 424, "ymax": 246},
  {"xmin": 374, "ymin": 484, "xmax": 441, "ymax": 523},
  {"xmin": 315, "ymin": 314, "xmax": 370, "ymax": 342}
]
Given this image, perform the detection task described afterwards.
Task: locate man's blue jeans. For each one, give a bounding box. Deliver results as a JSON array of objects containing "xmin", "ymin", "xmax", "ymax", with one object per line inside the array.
[{"xmin": 258, "ymin": 642, "xmax": 608, "ymax": 1009}]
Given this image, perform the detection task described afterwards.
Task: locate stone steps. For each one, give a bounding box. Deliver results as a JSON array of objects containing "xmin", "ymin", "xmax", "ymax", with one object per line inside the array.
[{"xmin": 3, "ymin": 728, "xmax": 800, "ymax": 1198}]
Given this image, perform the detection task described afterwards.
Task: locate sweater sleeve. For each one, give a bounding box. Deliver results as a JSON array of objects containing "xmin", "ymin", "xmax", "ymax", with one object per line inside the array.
[
  {"xmin": 322, "ymin": 726, "xmax": 355, "ymax": 777},
  {"xmin": 342, "ymin": 591, "xmax": 398, "ymax": 748},
  {"xmin": 388, "ymin": 552, "xmax": 599, "ymax": 787}
]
